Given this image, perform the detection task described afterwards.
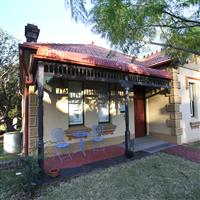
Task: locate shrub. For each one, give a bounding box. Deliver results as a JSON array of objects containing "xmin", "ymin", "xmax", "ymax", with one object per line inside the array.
[{"xmin": 20, "ymin": 156, "xmax": 40, "ymax": 193}]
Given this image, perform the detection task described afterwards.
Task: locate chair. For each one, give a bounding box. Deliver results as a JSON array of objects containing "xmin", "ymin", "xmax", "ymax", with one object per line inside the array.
[
  {"xmin": 50, "ymin": 128, "xmax": 72, "ymax": 162},
  {"xmin": 91, "ymin": 125, "xmax": 105, "ymax": 152}
]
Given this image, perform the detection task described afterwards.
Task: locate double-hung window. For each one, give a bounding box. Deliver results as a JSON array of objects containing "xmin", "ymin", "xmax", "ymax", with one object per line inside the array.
[
  {"xmin": 68, "ymin": 81, "xmax": 84, "ymax": 125},
  {"xmin": 189, "ymin": 82, "xmax": 195, "ymax": 117},
  {"xmin": 98, "ymin": 86, "xmax": 110, "ymax": 123}
]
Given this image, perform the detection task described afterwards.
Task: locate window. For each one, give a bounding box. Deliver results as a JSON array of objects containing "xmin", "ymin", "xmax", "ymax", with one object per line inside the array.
[
  {"xmin": 98, "ymin": 86, "xmax": 110, "ymax": 123},
  {"xmin": 189, "ymin": 82, "xmax": 195, "ymax": 117},
  {"xmin": 68, "ymin": 82, "xmax": 84, "ymax": 125}
]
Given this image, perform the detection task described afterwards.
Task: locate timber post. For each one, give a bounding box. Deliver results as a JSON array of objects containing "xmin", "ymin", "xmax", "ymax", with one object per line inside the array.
[{"xmin": 120, "ymin": 76, "xmax": 134, "ymax": 158}]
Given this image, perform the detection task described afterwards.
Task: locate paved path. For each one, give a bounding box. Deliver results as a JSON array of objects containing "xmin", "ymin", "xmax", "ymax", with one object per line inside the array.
[
  {"xmin": 134, "ymin": 136, "xmax": 176, "ymax": 153},
  {"xmin": 163, "ymin": 145, "xmax": 200, "ymax": 163}
]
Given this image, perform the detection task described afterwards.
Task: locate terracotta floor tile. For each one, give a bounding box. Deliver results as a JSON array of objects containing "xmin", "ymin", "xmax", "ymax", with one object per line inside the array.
[{"xmin": 44, "ymin": 145, "xmax": 124, "ymax": 171}]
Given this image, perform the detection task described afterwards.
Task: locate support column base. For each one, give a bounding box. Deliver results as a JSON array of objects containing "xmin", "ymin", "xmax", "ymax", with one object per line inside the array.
[{"xmin": 125, "ymin": 150, "xmax": 134, "ymax": 158}]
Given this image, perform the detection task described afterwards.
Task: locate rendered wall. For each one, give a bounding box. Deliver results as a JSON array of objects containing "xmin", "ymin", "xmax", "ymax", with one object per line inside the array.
[
  {"xmin": 146, "ymin": 66, "xmax": 183, "ymax": 144},
  {"xmin": 147, "ymin": 93, "xmax": 171, "ymax": 135},
  {"xmin": 42, "ymin": 81, "xmax": 135, "ymax": 153},
  {"xmin": 179, "ymin": 59, "xmax": 200, "ymax": 143}
]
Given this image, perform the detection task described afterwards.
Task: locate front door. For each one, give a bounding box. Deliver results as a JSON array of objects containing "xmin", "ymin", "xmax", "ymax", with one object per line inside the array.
[{"xmin": 134, "ymin": 86, "xmax": 146, "ymax": 137}]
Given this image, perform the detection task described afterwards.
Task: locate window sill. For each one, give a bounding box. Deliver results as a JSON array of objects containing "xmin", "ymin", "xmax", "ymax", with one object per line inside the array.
[
  {"xmin": 98, "ymin": 123, "xmax": 116, "ymax": 135},
  {"xmin": 64, "ymin": 123, "xmax": 117, "ymax": 140},
  {"xmin": 190, "ymin": 121, "xmax": 200, "ymax": 129},
  {"xmin": 65, "ymin": 126, "xmax": 91, "ymax": 140}
]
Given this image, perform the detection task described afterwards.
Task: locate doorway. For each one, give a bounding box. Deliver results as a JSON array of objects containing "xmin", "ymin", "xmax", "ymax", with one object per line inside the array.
[{"xmin": 134, "ymin": 86, "xmax": 146, "ymax": 137}]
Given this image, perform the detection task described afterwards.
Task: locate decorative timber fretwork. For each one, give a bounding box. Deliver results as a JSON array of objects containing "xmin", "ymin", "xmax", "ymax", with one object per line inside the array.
[
  {"xmin": 145, "ymin": 88, "xmax": 168, "ymax": 99},
  {"xmin": 43, "ymin": 62, "xmax": 170, "ymax": 89}
]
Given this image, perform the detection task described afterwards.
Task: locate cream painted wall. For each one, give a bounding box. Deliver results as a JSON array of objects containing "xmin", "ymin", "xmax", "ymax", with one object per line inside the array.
[
  {"xmin": 147, "ymin": 93, "xmax": 171, "ymax": 135},
  {"xmin": 43, "ymin": 90, "xmax": 69, "ymax": 142},
  {"xmin": 110, "ymin": 97, "xmax": 135, "ymax": 137},
  {"xmin": 43, "ymin": 81, "xmax": 135, "ymax": 144},
  {"xmin": 179, "ymin": 63, "xmax": 200, "ymax": 144}
]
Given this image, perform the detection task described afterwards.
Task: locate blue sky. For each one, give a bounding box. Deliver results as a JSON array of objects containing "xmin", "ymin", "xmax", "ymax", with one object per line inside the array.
[{"xmin": 0, "ymin": 0, "xmax": 110, "ymax": 48}]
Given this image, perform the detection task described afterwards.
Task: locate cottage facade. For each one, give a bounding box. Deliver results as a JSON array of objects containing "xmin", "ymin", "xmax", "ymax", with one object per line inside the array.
[{"xmin": 19, "ymin": 43, "xmax": 200, "ymax": 162}]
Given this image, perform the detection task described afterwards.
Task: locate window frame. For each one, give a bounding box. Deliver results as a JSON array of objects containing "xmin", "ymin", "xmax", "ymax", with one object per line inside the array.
[
  {"xmin": 189, "ymin": 82, "xmax": 195, "ymax": 118},
  {"xmin": 68, "ymin": 81, "xmax": 84, "ymax": 126},
  {"xmin": 98, "ymin": 85, "xmax": 110, "ymax": 124}
]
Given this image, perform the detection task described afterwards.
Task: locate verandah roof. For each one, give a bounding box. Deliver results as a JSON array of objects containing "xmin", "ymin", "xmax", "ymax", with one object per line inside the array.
[{"xmin": 20, "ymin": 43, "xmax": 172, "ymax": 80}]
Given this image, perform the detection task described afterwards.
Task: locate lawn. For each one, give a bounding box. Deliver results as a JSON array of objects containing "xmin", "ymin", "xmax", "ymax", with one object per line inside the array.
[
  {"xmin": 36, "ymin": 153, "xmax": 200, "ymax": 200},
  {"xmin": 0, "ymin": 169, "xmax": 26, "ymax": 200},
  {"xmin": 0, "ymin": 156, "xmax": 40, "ymax": 200}
]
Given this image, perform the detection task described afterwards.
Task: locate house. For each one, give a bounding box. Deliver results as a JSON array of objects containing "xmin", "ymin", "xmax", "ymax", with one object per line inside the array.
[
  {"xmin": 19, "ymin": 25, "xmax": 200, "ymax": 170},
  {"xmin": 146, "ymin": 55, "xmax": 200, "ymax": 145},
  {"xmin": 175, "ymin": 56, "xmax": 200, "ymax": 143}
]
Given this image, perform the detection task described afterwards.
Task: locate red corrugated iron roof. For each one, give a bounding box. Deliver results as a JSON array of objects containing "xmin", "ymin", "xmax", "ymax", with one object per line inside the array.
[
  {"xmin": 20, "ymin": 43, "xmax": 172, "ymax": 80},
  {"xmin": 139, "ymin": 52, "xmax": 171, "ymax": 68}
]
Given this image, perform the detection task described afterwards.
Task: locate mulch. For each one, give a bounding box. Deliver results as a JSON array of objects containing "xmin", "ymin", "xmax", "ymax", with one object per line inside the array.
[{"xmin": 162, "ymin": 145, "xmax": 200, "ymax": 163}]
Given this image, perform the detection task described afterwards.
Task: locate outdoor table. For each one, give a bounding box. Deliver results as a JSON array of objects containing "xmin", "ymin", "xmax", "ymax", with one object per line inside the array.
[{"xmin": 72, "ymin": 131, "xmax": 89, "ymax": 157}]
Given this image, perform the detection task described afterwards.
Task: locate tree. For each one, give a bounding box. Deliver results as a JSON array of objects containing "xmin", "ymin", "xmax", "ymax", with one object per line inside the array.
[
  {"xmin": 0, "ymin": 28, "xmax": 20, "ymax": 132},
  {"xmin": 65, "ymin": 0, "xmax": 200, "ymax": 63}
]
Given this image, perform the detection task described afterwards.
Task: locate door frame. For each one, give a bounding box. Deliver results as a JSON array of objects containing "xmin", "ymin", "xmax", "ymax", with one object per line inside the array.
[{"xmin": 134, "ymin": 86, "xmax": 147, "ymax": 138}]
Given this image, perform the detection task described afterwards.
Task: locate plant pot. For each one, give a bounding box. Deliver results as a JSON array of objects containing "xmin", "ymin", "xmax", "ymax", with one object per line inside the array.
[
  {"xmin": 48, "ymin": 168, "xmax": 60, "ymax": 178},
  {"xmin": 3, "ymin": 131, "xmax": 22, "ymax": 154}
]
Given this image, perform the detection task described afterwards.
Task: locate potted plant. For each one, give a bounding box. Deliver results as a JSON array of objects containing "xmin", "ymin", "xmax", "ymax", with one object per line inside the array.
[{"xmin": 48, "ymin": 168, "xmax": 60, "ymax": 178}]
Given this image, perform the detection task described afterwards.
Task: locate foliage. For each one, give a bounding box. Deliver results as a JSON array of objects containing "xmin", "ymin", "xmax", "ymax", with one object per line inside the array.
[
  {"xmin": 0, "ymin": 28, "xmax": 21, "ymax": 132},
  {"xmin": 20, "ymin": 156, "xmax": 40, "ymax": 193},
  {"xmin": 65, "ymin": 0, "xmax": 88, "ymax": 22},
  {"xmin": 37, "ymin": 153, "xmax": 200, "ymax": 200},
  {"xmin": 0, "ymin": 156, "xmax": 40, "ymax": 199},
  {"xmin": 0, "ymin": 169, "xmax": 24, "ymax": 200},
  {"xmin": 66, "ymin": 0, "xmax": 200, "ymax": 63}
]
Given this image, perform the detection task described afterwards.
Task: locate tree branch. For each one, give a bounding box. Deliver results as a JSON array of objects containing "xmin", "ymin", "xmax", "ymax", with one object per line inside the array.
[
  {"xmin": 148, "ymin": 41, "xmax": 200, "ymax": 55},
  {"xmin": 147, "ymin": 24, "xmax": 200, "ymax": 29},
  {"xmin": 163, "ymin": 10, "xmax": 200, "ymax": 25},
  {"xmin": 0, "ymin": 68, "xmax": 11, "ymax": 79}
]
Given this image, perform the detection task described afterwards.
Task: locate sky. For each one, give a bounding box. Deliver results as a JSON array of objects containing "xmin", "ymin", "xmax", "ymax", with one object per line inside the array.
[{"xmin": 0, "ymin": 0, "xmax": 110, "ymax": 48}]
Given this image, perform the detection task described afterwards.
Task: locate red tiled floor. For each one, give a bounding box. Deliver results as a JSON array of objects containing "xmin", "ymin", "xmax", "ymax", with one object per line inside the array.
[
  {"xmin": 44, "ymin": 145, "xmax": 124, "ymax": 171},
  {"xmin": 163, "ymin": 145, "xmax": 200, "ymax": 163}
]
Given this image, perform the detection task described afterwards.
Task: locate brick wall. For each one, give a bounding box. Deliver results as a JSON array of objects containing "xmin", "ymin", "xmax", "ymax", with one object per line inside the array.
[
  {"xmin": 166, "ymin": 67, "xmax": 183, "ymax": 138},
  {"xmin": 28, "ymin": 87, "xmax": 38, "ymax": 156}
]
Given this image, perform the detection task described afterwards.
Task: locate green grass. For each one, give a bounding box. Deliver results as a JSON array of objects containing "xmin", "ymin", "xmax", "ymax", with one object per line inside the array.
[
  {"xmin": 0, "ymin": 169, "xmax": 24, "ymax": 200},
  {"xmin": 0, "ymin": 157, "xmax": 40, "ymax": 200},
  {"xmin": 187, "ymin": 141, "xmax": 200, "ymax": 149},
  {"xmin": 0, "ymin": 142, "xmax": 19, "ymax": 161},
  {"xmin": 37, "ymin": 153, "xmax": 200, "ymax": 200}
]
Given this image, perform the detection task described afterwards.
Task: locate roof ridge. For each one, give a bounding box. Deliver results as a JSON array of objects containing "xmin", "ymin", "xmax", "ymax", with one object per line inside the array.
[
  {"xmin": 142, "ymin": 50, "xmax": 165, "ymax": 60},
  {"xmin": 88, "ymin": 44, "xmax": 133, "ymax": 58},
  {"xmin": 22, "ymin": 42, "xmax": 134, "ymax": 59}
]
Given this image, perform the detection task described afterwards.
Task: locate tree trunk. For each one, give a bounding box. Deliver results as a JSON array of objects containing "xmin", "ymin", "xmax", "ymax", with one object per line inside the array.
[{"xmin": 4, "ymin": 116, "xmax": 15, "ymax": 132}]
